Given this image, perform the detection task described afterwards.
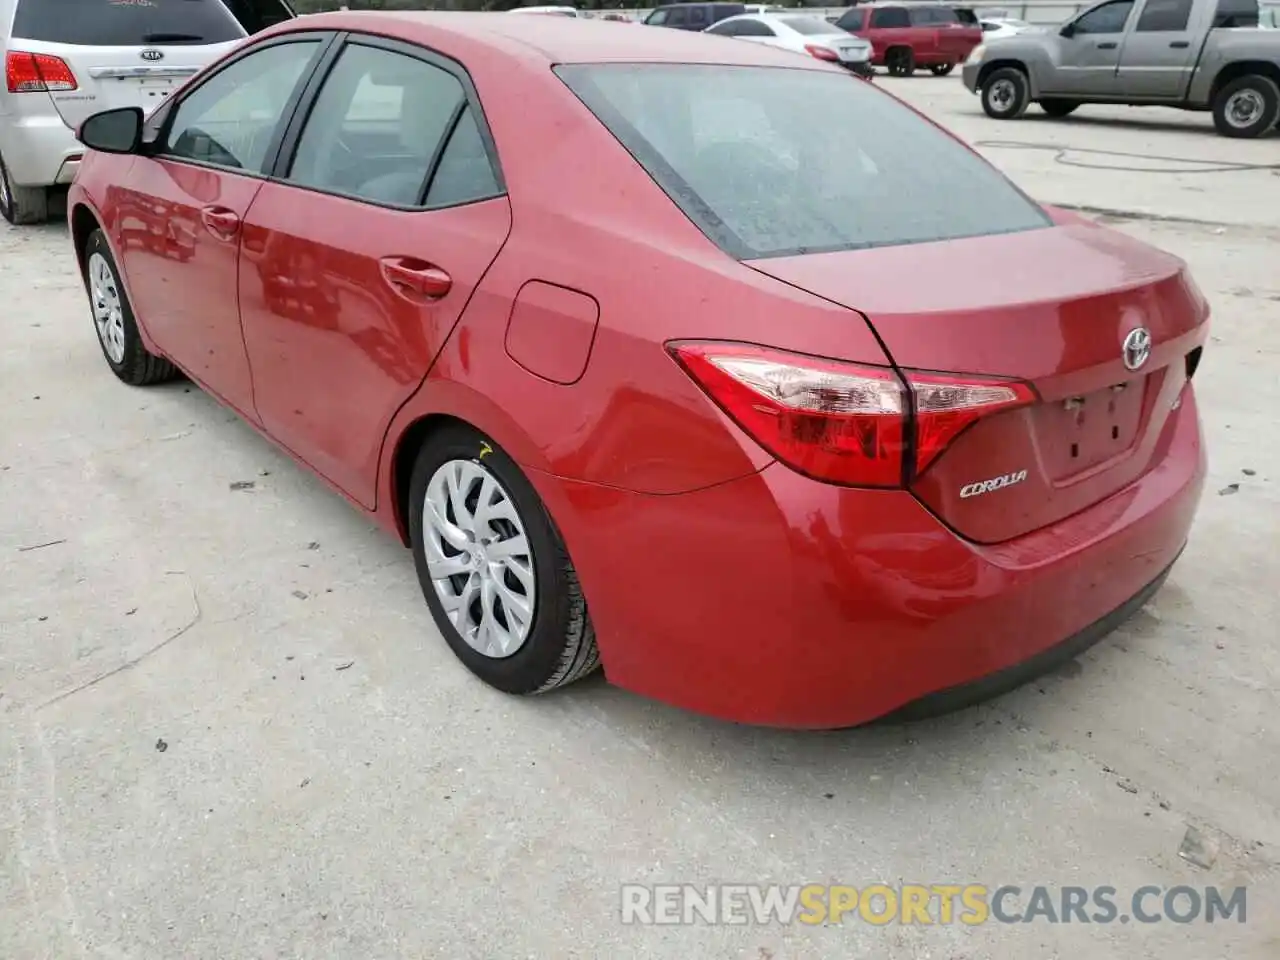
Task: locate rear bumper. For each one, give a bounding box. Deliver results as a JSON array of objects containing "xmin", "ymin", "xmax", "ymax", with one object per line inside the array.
[
  {"xmin": 0, "ymin": 112, "xmax": 82, "ymax": 187},
  {"xmin": 543, "ymin": 387, "xmax": 1206, "ymax": 729}
]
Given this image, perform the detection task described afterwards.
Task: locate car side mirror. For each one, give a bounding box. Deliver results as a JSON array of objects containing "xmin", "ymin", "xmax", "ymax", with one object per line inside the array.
[
  {"xmin": 77, "ymin": 107, "xmax": 144, "ymax": 154},
  {"xmin": 1060, "ymin": 21, "xmax": 1077, "ymax": 37}
]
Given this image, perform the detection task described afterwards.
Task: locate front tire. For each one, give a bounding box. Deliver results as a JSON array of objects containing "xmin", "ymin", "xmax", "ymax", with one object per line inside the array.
[
  {"xmin": 930, "ymin": 63, "xmax": 955, "ymax": 77},
  {"xmin": 1039, "ymin": 98, "xmax": 1080, "ymax": 117},
  {"xmin": 81, "ymin": 229, "xmax": 178, "ymax": 385},
  {"xmin": 408, "ymin": 424, "xmax": 600, "ymax": 696},
  {"xmin": 0, "ymin": 151, "xmax": 49, "ymax": 225},
  {"xmin": 1212, "ymin": 74, "xmax": 1280, "ymax": 139},
  {"xmin": 981, "ymin": 66, "xmax": 1030, "ymax": 119}
]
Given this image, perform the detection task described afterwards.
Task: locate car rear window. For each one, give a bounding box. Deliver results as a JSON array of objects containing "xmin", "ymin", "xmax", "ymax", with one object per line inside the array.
[
  {"xmin": 11, "ymin": 0, "xmax": 245, "ymax": 46},
  {"xmin": 779, "ymin": 15, "xmax": 844, "ymax": 34},
  {"xmin": 555, "ymin": 63, "xmax": 1051, "ymax": 260}
]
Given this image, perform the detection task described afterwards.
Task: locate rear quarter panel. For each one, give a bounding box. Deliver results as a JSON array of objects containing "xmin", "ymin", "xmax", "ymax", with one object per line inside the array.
[{"xmin": 376, "ymin": 40, "xmax": 895, "ymax": 510}]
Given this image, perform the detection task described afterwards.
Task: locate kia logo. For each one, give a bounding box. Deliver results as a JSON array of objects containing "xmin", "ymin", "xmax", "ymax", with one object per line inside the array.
[{"xmin": 139, "ymin": 49, "xmax": 164, "ymax": 62}]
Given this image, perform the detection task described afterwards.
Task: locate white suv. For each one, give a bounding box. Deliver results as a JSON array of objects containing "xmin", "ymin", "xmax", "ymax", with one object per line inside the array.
[{"xmin": 0, "ymin": 0, "xmax": 293, "ymax": 224}]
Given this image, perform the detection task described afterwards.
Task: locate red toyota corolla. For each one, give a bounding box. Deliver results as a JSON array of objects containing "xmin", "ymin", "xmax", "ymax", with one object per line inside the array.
[{"xmin": 66, "ymin": 12, "xmax": 1208, "ymax": 729}]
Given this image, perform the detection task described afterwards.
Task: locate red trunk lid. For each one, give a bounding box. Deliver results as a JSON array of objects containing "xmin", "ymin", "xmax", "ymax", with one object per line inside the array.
[{"xmin": 747, "ymin": 223, "xmax": 1210, "ymax": 543}]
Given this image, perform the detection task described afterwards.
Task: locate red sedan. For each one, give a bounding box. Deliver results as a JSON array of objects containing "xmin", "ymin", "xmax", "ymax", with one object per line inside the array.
[{"xmin": 67, "ymin": 12, "xmax": 1208, "ymax": 729}]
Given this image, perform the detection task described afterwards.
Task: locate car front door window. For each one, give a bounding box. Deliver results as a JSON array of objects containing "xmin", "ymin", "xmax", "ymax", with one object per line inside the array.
[
  {"xmin": 1073, "ymin": 0, "xmax": 1135, "ymax": 33},
  {"xmin": 163, "ymin": 40, "xmax": 321, "ymax": 173}
]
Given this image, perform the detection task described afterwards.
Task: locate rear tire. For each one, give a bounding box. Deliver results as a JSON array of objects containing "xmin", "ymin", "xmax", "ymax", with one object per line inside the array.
[
  {"xmin": 0, "ymin": 152, "xmax": 49, "ymax": 225},
  {"xmin": 930, "ymin": 63, "xmax": 955, "ymax": 77},
  {"xmin": 1212, "ymin": 74, "xmax": 1280, "ymax": 139},
  {"xmin": 408, "ymin": 423, "xmax": 600, "ymax": 696},
  {"xmin": 81, "ymin": 229, "xmax": 178, "ymax": 386},
  {"xmin": 885, "ymin": 47, "xmax": 915, "ymax": 77},
  {"xmin": 1039, "ymin": 98, "xmax": 1080, "ymax": 117},
  {"xmin": 981, "ymin": 66, "xmax": 1030, "ymax": 119}
]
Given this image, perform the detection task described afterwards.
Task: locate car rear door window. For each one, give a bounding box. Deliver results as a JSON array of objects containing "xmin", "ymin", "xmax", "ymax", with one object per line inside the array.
[
  {"xmin": 869, "ymin": 7, "xmax": 911, "ymax": 27},
  {"xmin": 285, "ymin": 43, "xmax": 497, "ymax": 209},
  {"xmin": 557, "ymin": 63, "xmax": 1050, "ymax": 260},
  {"xmin": 164, "ymin": 40, "xmax": 320, "ymax": 173},
  {"xmin": 10, "ymin": 0, "xmax": 245, "ymax": 46},
  {"xmin": 835, "ymin": 8, "xmax": 866, "ymax": 28},
  {"xmin": 910, "ymin": 6, "xmax": 960, "ymax": 24},
  {"xmin": 687, "ymin": 6, "xmax": 711, "ymax": 27},
  {"xmin": 1135, "ymin": 0, "xmax": 1193, "ymax": 29},
  {"xmin": 736, "ymin": 18, "xmax": 777, "ymax": 35},
  {"xmin": 424, "ymin": 106, "xmax": 501, "ymax": 207}
]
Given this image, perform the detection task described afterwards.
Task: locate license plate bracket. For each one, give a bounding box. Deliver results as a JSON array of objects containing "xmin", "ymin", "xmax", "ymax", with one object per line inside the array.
[{"xmin": 1037, "ymin": 376, "xmax": 1150, "ymax": 481}]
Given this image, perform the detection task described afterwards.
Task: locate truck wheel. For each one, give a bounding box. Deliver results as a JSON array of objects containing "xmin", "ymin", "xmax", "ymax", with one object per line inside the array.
[
  {"xmin": 0, "ymin": 151, "xmax": 49, "ymax": 226},
  {"xmin": 1039, "ymin": 98, "xmax": 1080, "ymax": 117},
  {"xmin": 930, "ymin": 63, "xmax": 955, "ymax": 77},
  {"xmin": 1212, "ymin": 74, "xmax": 1280, "ymax": 139},
  {"xmin": 885, "ymin": 47, "xmax": 915, "ymax": 77},
  {"xmin": 981, "ymin": 67, "xmax": 1030, "ymax": 120}
]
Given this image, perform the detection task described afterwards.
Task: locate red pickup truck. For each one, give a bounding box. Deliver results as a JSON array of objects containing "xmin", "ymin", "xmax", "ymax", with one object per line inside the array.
[{"xmin": 833, "ymin": 3, "xmax": 983, "ymax": 76}]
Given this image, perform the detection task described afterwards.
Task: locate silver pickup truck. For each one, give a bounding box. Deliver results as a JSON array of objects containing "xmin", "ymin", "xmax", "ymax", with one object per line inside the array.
[{"xmin": 962, "ymin": 0, "xmax": 1280, "ymax": 137}]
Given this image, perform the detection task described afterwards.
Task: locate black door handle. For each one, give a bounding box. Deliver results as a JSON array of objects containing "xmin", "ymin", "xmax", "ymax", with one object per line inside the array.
[
  {"xmin": 1097, "ymin": 41, "xmax": 1118, "ymax": 49},
  {"xmin": 1169, "ymin": 40, "xmax": 1190, "ymax": 47}
]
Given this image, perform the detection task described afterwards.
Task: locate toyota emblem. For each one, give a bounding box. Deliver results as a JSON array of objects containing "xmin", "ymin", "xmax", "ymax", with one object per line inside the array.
[
  {"xmin": 1122, "ymin": 327, "xmax": 1152, "ymax": 371},
  {"xmin": 140, "ymin": 49, "xmax": 164, "ymax": 62}
]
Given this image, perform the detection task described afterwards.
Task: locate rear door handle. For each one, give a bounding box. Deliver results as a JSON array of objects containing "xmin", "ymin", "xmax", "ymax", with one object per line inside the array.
[
  {"xmin": 1169, "ymin": 40, "xmax": 1190, "ymax": 48},
  {"xmin": 200, "ymin": 205, "xmax": 240, "ymax": 239},
  {"xmin": 379, "ymin": 256, "xmax": 452, "ymax": 301},
  {"xmin": 1096, "ymin": 41, "xmax": 1118, "ymax": 49}
]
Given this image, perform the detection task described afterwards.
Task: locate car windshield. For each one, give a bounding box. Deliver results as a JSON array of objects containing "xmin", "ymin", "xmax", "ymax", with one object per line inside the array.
[
  {"xmin": 555, "ymin": 63, "xmax": 1051, "ymax": 259},
  {"xmin": 779, "ymin": 15, "xmax": 844, "ymax": 34},
  {"xmin": 10, "ymin": 0, "xmax": 245, "ymax": 46}
]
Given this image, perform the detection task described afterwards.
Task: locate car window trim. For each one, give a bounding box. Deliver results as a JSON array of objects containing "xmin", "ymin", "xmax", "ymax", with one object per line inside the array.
[
  {"xmin": 266, "ymin": 31, "xmax": 507, "ymax": 213},
  {"xmin": 152, "ymin": 31, "xmax": 338, "ymax": 179}
]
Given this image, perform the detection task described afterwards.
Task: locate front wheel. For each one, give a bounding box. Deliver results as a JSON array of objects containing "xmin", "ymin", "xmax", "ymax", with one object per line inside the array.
[
  {"xmin": 981, "ymin": 67, "xmax": 1030, "ymax": 120},
  {"xmin": 81, "ymin": 229, "xmax": 178, "ymax": 386},
  {"xmin": 930, "ymin": 63, "xmax": 955, "ymax": 77},
  {"xmin": 408, "ymin": 424, "xmax": 600, "ymax": 696},
  {"xmin": 1039, "ymin": 98, "xmax": 1080, "ymax": 117},
  {"xmin": 1212, "ymin": 74, "xmax": 1280, "ymax": 139}
]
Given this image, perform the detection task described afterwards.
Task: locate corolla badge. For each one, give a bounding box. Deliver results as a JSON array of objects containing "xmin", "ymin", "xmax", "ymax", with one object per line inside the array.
[
  {"xmin": 1122, "ymin": 327, "xmax": 1152, "ymax": 371},
  {"xmin": 139, "ymin": 49, "xmax": 164, "ymax": 62},
  {"xmin": 959, "ymin": 469, "xmax": 1028, "ymax": 499}
]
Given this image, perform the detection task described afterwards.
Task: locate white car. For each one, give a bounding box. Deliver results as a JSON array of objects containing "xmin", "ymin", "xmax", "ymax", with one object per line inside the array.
[
  {"xmin": 978, "ymin": 17, "xmax": 1035, "ymax": 40},
  {"xmin": 0, "ymin": 0, "xmax": 293, "ymax": 225},
  {"xmin": 704, "ymin": 13, "xmax": 874, "ymax": 76}
]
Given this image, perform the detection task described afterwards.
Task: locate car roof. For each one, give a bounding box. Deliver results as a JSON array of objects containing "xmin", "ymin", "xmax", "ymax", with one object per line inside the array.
[{"xmin": 262, "ymin": 10, "xmax": 829, "ymax": 68}]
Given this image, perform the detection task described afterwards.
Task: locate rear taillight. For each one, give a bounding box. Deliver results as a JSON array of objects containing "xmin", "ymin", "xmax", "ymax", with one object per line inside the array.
[
  {"xmin": 805, "ymin": 44, "xmax": 841, "ymax": 62},
  {"xmin": 6, "ymin": 51, "xmax": 78, "ymax": 93},
  {"xmin": 669, "ymin": 341, "xmax": 1036, "ymax": 488}
]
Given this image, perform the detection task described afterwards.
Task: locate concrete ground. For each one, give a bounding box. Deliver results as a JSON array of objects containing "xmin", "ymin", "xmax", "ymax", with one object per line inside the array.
[{"xmin": 2, "ymin": 76, "xmax": 1278, "ymax": 960}]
